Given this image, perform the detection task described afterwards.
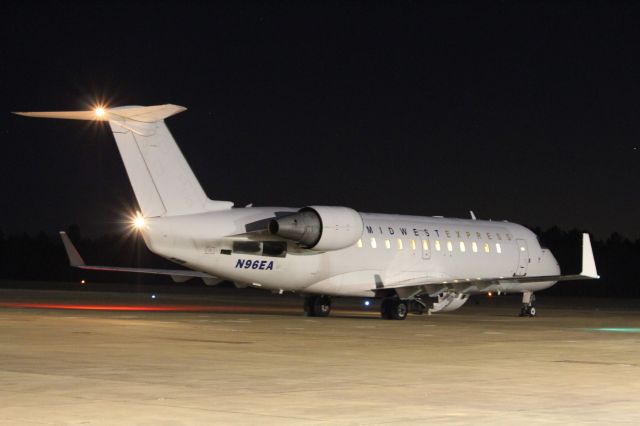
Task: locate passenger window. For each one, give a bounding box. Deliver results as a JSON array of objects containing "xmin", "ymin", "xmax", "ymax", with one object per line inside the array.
[
  {"xmin": 435, "ymin": 240, "xmax": 441, "ymax": 251},
  {"xmin": 422, "ymin": 239, "xmax": 429, "ymax": 251},
  {"xmin": 496, "ymin": 243, "xmax": 502, "ymax": 253},
  {"xmin": 446, "ymin": 240, "xmax": 453, "ymax": 252},
  {"xmin": 472, "ymin": 242, "xmax": 478, "ymax": 253},
  {"xmin": 411, "ymin": 239, "xmax": 417, "ymax": 250},
  {"xmin": 459, "ymin": 241, "xmax": 466, "ymax": 252},
  {"xmin": 384, "ymin": 238, "xmax": 391, "ymax": 249},
  {"xmin": 484, "ymin": 242, "xmax": 490, "ymax": 253},
  {"xmin": 370, "ymin": 237, "xmax": 377, "ymax": 249},
  {"xmin": 397, "ymin": 239, "xmax": 403, "ymax": 250}
]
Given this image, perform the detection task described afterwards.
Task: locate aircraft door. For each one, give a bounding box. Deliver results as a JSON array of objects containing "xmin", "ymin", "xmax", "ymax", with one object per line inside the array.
[{"xmin": 515, "ymin": 239, "xmax": 529, "ymax": 276}]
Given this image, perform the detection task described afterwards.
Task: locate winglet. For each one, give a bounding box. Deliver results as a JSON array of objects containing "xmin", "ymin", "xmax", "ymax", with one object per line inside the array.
[
  {"xmin": 59, "ymin": 231, "xmax": 85, "ymax": 267},
  {"xmin": 581, "ymin": 233, "xmax": 599, "ymax": 279}
]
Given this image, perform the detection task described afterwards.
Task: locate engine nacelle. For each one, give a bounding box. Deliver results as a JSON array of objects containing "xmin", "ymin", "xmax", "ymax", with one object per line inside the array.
[{"xmin": 268, "ymin": 206, "xmax": 364, "ymax": 251}]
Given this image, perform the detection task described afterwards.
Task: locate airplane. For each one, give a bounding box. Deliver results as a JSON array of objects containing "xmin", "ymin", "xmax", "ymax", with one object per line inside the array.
[{"xmin": 14, "ymin": 104, "xmax": 599, "ymax": 319}]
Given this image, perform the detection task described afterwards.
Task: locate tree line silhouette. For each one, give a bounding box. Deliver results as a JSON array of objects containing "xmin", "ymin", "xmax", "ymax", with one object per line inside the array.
[{"xmin": 0, "ymin": 225, "xmax": 638, "ymax": 297}]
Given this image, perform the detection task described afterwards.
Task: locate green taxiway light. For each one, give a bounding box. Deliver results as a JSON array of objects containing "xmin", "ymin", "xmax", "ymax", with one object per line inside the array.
[{"xmin": 593, "ymin": 328, "xmax": 640, "ymax": 333}]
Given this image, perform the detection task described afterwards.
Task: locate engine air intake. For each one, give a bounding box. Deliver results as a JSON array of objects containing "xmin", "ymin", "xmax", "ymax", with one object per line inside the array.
[{"xmin": 268, "ymin": 206, "xmax": 364, "ymax": 251}]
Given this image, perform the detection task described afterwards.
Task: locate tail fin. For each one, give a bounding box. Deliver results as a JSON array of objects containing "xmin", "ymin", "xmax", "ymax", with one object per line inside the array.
[{"xmin": 14, "ymin": 104, "xmax": 233, "ymax": 217}]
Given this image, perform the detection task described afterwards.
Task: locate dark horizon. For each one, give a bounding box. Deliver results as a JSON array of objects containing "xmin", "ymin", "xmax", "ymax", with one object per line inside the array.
[{"xmin": 2, "ymin": 1, "xmax": 639, "ymax": 239}]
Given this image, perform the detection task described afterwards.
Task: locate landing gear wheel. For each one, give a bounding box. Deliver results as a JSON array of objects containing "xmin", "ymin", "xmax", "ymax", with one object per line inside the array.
[
  {"xmin": 391, "ymin": 300, "xmax": 408, "ymax": 320},
  {"xmin": 304, "ymin": 296, "xmax": 331, "ymax": 317},
  {"xmin": 519, "ymin": 291, "xmax": 536, "ymax": 317},
  {"xmin": 380, "ymin": 298, "xmax": 409, "ymax": 320},
  {"xmin": 313, "ymin": 296, "xmax": 331, "ymax": 317},
  {"xmin": 303, "ymin": 296, "xmax": 315, "ymax": 316},
  {"xmin": 519, "ymin": 304, "xmax": 536, "ymax": 317},
  {"xmin": 380, "ymin": 298, "xmax": 394, "ymax": 319}
]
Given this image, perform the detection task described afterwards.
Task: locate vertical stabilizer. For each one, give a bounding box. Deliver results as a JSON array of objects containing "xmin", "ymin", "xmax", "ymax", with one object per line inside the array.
[{"xmin": 14, "ymin": 104, "xmax": 234, "ymax": 217}]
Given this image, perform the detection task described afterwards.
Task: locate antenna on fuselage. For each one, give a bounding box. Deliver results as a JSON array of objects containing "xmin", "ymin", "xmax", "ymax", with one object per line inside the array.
[{"xmin": 470, "ymin": 211, "xmax": 477, "ymax": 220}]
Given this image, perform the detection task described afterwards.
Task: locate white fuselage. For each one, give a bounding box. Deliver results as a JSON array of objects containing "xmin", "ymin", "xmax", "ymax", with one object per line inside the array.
[
  {"xmin": 140, "ymin": 207, "xmax": 560, "ymax": 298},
  {"xmin": 16, "ymin": 103, "xmax": 594, "ymax": 315}
]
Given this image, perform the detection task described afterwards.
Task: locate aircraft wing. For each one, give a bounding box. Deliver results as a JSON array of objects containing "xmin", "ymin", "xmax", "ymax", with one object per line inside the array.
[
  {"xmin": 59, "ymin": 232, "xmax": 219, "ymax": 282},
  {"xmin": 374, "ymin": 233, "xmax": 599, "ymax": 294}
]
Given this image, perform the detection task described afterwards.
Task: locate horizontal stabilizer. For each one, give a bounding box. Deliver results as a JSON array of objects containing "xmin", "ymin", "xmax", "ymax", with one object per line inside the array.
[
  {"xmin": 59, "ymin": 232, "xmax": 216, "ymax": 279},
  {"xmin": 14, "ymin": 104, "xmax": 186, "ymax": 123},
  {"xmin": 16, "ymin": 104, "xmax": 233, "ymax": 216}
]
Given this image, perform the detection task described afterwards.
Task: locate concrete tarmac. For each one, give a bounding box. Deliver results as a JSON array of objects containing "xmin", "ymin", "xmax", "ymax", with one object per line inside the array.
[{"xmin": 1, "ymin": 287, "xmax": 640, "ymax": 425}]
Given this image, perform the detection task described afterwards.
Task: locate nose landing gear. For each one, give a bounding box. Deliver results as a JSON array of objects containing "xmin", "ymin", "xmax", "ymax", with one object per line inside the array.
[{"xmin": 519, "ymin": 291, "xmax": 537, "ymax": 317}]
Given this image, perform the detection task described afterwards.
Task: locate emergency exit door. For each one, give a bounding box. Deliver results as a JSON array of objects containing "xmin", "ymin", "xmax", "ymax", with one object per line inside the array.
[{"xmin": 515, "ymin": 239, "xmax": 529, "ymax": 276}]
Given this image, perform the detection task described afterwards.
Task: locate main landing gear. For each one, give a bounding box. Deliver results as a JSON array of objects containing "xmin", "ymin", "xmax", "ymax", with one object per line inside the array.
[
  {"xmin": 304, "ymin": 295, "xmax": 332, "ymax": 317},
  {"xmin": 380, "ymin": 297, "xmax": 408, "ymax": 320},
  {"xmin": 519, "ymin": 291, "xmax": 537, "ymax": 317},
  {"xmin": 304, "ymin": 295, "xmax": 413, "ymax": 320}
]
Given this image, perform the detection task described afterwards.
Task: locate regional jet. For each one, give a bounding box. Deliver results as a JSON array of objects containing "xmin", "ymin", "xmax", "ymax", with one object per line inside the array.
[{"xmin": 14, "ymin": 104, "xmax": 599, "ymax": 319}]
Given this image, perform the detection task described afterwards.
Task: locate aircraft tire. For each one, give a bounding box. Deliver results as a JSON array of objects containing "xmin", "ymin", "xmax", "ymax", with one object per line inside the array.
[
  {"xmin": 313, "ymin": 296, "xmax": 331, "ymax": 317},
  {"xmin": 304, "ymin": 296, "xmax": 316, "ymax": 316},
  {"xmin": 391, "ymin": 300, "xmax": 408, "ymax": 320},
  {"xmin": 380, "ymin": 298, "xmax": 393, "ymax": 319}
]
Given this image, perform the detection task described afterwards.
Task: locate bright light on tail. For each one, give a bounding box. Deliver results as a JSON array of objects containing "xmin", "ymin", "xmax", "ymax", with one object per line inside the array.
[{"xmin": 132, "ymin": 211, "xmax": 146, "ymax": 231}]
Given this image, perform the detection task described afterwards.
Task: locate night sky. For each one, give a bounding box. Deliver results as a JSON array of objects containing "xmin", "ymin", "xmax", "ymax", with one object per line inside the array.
[{"xmin": 1, "ymin": 1, "xmax": 639, "ymax": 239}]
